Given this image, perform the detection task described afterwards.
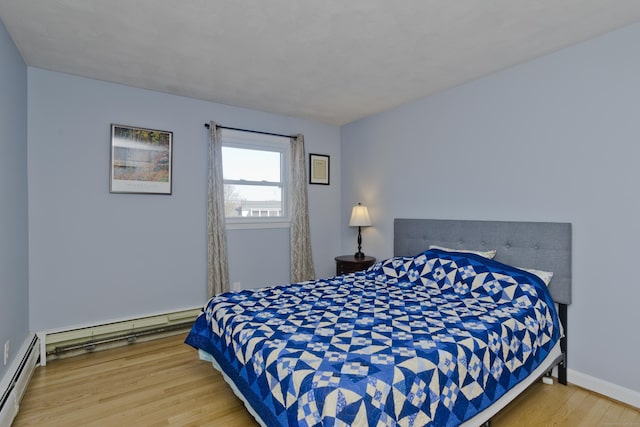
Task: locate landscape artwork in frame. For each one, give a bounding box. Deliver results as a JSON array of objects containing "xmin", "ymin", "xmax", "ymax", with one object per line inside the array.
[
  {"xmin": 309, "ymin": 153, "xmax": 330, "ymax": 185},
  {"xmin": 110, "ymin": 124, "xmax": 173, "ymax": 194}
]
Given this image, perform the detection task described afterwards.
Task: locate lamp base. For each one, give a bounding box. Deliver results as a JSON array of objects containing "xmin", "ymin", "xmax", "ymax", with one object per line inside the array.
[{"xmin": 354, "ymin": 226, "xmax": 365, "ymax": 260}]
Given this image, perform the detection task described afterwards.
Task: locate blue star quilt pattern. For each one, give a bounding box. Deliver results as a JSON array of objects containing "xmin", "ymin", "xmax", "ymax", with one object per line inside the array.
[{"xmin": 185, "ymin": 249, "xmax": 560, "ymax": 426}]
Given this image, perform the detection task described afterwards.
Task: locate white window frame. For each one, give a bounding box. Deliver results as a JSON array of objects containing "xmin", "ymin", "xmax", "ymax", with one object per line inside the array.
[{"xmin": 221, "ymin": 129, "xmax": 291, "ymax": 230}]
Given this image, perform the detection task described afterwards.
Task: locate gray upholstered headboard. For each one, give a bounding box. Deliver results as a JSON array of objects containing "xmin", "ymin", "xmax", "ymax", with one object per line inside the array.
[{"xmin": 394, "ymin": 219, "xmax": 572, "ymax": 305}]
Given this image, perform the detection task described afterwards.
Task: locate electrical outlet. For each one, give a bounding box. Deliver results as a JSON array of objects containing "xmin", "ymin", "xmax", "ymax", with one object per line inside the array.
[
  {"xmin": 232, "ymin": 282, "xmax": 241, "ymax": 292},
  {"xmin": 3, "ymin": 340, "xmax": 9, "ymax": 366}
]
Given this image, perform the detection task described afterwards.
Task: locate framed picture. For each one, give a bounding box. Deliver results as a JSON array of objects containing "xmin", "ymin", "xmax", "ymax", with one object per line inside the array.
[
  {"xmin": 309, "ymin": 154, "xmax": 330, "ymax": 185},
  {"xmin": 110, "ymin": 124, "xmax": 173, "ymax": 194}
]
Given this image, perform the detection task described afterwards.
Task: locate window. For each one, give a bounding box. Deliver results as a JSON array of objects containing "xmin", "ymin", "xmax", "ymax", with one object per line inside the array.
[{"xmin": 221, "ymin": 129, "xmax": 290, "ymax": 227}]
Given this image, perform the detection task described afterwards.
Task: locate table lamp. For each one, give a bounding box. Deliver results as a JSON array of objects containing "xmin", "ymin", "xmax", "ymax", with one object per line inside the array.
[{"xmin": 349, "ymin": 203, "xmax": 372, "ymax": 259}]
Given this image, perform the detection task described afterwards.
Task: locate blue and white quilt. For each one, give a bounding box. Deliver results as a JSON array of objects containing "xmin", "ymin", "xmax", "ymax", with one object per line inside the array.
[{"xmin": 185, "ymin": 249, "xmax": 560, "ymax": 426}]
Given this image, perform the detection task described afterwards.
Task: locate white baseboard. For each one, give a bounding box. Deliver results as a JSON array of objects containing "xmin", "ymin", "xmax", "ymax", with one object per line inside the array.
[
  {"xmin": 0, "ymin": 334, "xmax": 39, "ymax": 427},
  {"xmin": 568, "ymin": 368, "xmax": 640, "ymax": 409},
  {"xmin": 38, "ymin": 307, "xmax": 201, "ymax": 365},
  {"xmin": 37, "ymin": 306, "xmax": 202, "ymax": 337}
]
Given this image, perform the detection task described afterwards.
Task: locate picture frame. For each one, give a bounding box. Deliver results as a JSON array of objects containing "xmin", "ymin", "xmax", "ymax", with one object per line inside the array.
[
  {"xmin": 309, "ymin": 153, "xmax": 330, "ymax": 185},
  {"xmin": 110, "ymin": 124, "xmax": 173, "ymax": 194}
]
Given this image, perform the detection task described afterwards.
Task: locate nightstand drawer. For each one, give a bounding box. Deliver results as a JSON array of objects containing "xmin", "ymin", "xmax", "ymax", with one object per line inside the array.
[{"xmin": 335, "ymin": 255, "xmax": 376, "ymax": 275}]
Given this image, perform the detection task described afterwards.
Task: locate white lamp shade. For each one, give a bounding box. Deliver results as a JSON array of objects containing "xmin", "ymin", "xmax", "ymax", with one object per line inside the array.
[{"xmin": 349, "ymin": 204, "xmax": 372, "ymax": 227}]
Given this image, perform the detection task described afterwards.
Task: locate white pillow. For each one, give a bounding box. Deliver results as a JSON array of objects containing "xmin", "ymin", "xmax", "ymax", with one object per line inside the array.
[
  {"xmin": 428, "ymin": 245, "xmax": 497, "ymax": 259},
  {"xmin": 520, "ymin": 268, "xmax": 554, "ymax": 286}
]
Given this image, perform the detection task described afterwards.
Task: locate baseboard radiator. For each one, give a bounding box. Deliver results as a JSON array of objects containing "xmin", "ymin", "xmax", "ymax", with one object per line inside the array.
[
  {"xmin": 43, "ymin": 308, "xmax": 200, "ymax": 362},
  {"xmin": 0, "ymin": 334, "xmax": 40, "ymax": 427}
]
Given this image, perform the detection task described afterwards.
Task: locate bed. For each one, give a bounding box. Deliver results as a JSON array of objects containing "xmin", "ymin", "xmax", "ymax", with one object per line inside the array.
[{"xmin": 186, "ymin": 218, "xmax": 571, "ymax": 426}]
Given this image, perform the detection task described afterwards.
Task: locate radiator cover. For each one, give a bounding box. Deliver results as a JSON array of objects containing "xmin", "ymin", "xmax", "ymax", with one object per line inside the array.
[
  {"xmin": 42, "ymin": 308, "xmax": 200, "ymax": 361},
  {"xmin": 0, "ymin": 334, "xmax": 39, "ymax": 427}
]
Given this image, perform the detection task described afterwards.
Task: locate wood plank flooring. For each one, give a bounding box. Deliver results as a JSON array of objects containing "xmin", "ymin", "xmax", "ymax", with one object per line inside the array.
[{"xmin": 13, "ymin": 333, "xmax": 640, "ymax": 426}]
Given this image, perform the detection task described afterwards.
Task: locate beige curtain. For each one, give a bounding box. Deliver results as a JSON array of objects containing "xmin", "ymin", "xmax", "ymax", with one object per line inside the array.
[
  {"xmin": 290, "ymin": 134, "xmax": 315, "ymax": 282},
  {"xmin": 207, "ymin": 121, "xmax": 229, "ymax": 296}
]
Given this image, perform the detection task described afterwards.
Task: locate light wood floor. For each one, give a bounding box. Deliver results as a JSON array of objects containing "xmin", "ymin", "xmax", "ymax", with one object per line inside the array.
[{"xmin": 13, "ymin": 334, "xmax": 639, "ymax": 426}]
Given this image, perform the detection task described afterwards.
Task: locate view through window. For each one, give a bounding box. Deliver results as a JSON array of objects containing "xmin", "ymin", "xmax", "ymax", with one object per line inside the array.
[{"xmin": 221, "ymin": 129, "xmax": 290, "ymax": 223}]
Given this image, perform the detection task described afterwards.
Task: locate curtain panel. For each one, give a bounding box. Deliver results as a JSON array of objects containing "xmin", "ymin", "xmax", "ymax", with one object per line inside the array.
[
  {"xmin": 207, "ymin": 121, "xmax": 230, "ymax": 296},
  {"xmin": 290, "ymin": 134, "xmax": 315, "ymax": 282}
]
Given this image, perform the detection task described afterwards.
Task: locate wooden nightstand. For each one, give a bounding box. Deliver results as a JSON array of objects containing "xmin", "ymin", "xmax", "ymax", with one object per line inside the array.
[{"xmin": 335, "ymin": 255, "xmax": 376, "ymax": 275}]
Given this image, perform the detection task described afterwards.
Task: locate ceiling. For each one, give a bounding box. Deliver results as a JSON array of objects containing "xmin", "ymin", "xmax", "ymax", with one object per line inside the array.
[{"xmin": 2, "ymin": 1, "xmax": 640, "ymax": 126}]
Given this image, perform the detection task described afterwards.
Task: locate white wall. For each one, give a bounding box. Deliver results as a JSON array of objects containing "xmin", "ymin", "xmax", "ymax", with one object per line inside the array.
[
  {"xmin": 28, "ymin": 68, "xmax": 341, "ymax": 332},
  {"xmin": 0, "ymin": 18, "xmax": 28, "ymax": 380},
  {"xmin": 342, "ymin": 23, "xmax": 640, "ymax": 395}
]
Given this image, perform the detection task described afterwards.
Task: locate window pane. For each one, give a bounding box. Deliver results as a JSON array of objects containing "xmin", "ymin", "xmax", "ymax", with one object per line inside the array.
[
  {"xmin": 222, "ymin": 147, "xmax": 281, "ymax": 182},
  {"xmin": 224, "ymin": 184, "xmax": 283, "ymax": 218}
]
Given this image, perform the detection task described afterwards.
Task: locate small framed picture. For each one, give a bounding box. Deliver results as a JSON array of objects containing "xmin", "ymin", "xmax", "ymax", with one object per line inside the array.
[
  {"xmin": 309, "ymin": 154, "xmax": 330, "ymax": 185},
  {"xmin": 110, "ymin": 124, "xmax": 173, "ymax": 194}
]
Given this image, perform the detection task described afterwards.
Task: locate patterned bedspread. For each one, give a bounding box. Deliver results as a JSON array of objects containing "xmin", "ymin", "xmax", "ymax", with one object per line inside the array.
[{"xmin": 185, "ymin": 249, "xmax": 560, "ymax": 426}]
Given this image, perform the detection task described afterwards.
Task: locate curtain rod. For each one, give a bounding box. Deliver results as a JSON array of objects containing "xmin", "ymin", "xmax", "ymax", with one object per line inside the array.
[{"xmin": 204, "ymin": 123, "xmax": 296, "ymax": 139}]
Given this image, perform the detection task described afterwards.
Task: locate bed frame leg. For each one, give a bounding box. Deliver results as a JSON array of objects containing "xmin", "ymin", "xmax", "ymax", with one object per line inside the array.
[{"xmin": 558, "ymin": 303, "xmax": 568, "ymax": 385}]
